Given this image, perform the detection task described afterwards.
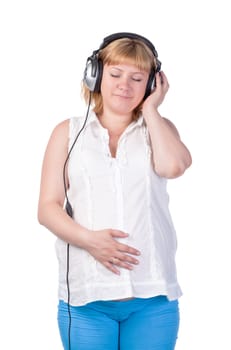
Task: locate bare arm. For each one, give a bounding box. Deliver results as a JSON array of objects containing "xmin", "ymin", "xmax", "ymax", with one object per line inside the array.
[
  {"xmin": 37, "ymin": 119, "xmax": 140, "ymax": 274},
  {"xmin": 142, "ymin": 72, "xmax": 192, "ymax": 178}
]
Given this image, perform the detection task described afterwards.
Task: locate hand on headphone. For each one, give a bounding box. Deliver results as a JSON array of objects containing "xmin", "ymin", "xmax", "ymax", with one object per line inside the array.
[{"xmin": 143, "ymin": 71, "xmax": 169, "ymax": 111}]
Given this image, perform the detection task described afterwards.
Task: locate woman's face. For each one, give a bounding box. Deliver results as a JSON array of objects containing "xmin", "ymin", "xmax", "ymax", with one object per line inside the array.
[{"xmin": 100, "ymin": 63, "xmax": 149, "ymax": 116}]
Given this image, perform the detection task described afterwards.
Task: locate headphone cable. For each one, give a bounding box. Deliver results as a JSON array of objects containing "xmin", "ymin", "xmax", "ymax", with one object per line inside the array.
[
  {"xmin": 62, "ymin": 92, "xmax": 92, "ymax": 350},
  {"xmin": 63, "ymin": 92, "xmax": 92, "ymax": 217}
]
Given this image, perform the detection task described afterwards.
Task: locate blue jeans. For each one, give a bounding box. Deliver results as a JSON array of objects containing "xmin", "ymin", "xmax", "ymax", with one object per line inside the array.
[{"xmin": 58, "ymin": 296, "xmax": 179, "ymax": 350}]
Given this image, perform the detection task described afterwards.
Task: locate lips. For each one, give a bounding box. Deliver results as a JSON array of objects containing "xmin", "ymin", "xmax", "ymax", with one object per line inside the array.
[{"xmin": 114, "ymin": 94, "xmax": 131, "ymax": 99}]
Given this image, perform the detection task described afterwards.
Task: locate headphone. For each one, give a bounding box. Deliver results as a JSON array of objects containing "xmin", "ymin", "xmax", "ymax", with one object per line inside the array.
[{"xmin": 83, "ymin": 32, "xmax": 162, "ymax": 100}]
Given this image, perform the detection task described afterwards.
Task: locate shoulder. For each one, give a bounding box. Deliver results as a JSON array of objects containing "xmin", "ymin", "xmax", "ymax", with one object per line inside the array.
[
  {"xmin": 50, "ymin": 116, "xmax": 82, "ymax": 139},
  {"xmin": 49, "ymin": 112, "xmax": 94, "ymax": 144},
  {"xmin": 47, "ymin": 119, "xmax": 70, "ymax": 150},
  {"xmin": 52, "ymin": 118, "xmax": 70, "ymax": 135}
]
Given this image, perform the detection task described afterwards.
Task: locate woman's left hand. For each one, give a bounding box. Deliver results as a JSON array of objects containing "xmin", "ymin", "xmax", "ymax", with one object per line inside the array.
[{"xmin": 142, "ymin": 71, "xmax": 169, "ymax": 111}]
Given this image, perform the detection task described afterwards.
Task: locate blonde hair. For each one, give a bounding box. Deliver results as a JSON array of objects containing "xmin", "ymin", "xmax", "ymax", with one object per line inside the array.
[{"xmin": 82, "ymin": 37, "xmax": 157, "ymax": 120}]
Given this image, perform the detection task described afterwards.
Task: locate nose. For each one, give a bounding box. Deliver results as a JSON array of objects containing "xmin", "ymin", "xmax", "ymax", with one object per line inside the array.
[{"xmin": 117, "ymin": 76, "xmax": 130, "ymax": 90}]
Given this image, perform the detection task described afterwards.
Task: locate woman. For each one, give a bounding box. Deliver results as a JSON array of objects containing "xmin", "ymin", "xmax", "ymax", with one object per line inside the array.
[{"xmin": 38, "ymin": 32, "xmax": 192, "ymax": 350}]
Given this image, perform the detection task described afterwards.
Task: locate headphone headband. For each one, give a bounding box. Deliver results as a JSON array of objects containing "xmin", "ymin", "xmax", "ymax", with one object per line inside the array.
[{"xmin": 99, "ymin": 32, "xmax": 159, "ymax": 59}]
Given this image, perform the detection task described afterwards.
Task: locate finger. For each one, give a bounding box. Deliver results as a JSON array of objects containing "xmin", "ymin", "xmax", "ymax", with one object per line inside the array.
[
  {"xmin": 110, "ymin": 257, "xmax": 119, "ymax": 264},
  {"xmin": 111, "ymin": 230, "xmax": 129, "ymax": 238},
  {"xmin": 159, "ymin": 71, "xmax": 169, "ymax": 90},
  {"xmin": 153, "ymin": 72, "xmax": 163, "ymax": 89},
  {"xmin": 159, "ymin": 70, "xmax": 166, "ymax": 80},
  {"xmin": 104, "ymin": 261, "xmax": 121, "ymax": 275},
  {"xmin": 116, "ymin": 260, "xmax": 135, "ymax": 270},
  {"xmin": 117, "ymin": 243, "xmax": 141, "ymax": 256},
  {"xmin": 115, "ymin": 252, "xmax": 140, "ymax": 265},
  {"xmin": 110, "ymin": 257, "xmax": 136, "ymax": 271}
]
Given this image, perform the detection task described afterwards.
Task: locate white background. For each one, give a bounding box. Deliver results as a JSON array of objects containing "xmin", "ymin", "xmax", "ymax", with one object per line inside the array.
[{"xmin": 0, "ymin": 0, "xmax": 230, "ymax": 349}]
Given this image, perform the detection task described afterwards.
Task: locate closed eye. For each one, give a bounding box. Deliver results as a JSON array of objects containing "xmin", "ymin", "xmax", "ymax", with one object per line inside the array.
[
  {"xmin": 132, "ymin": 77, "xmax": 142, "ymax": 82},
  {"xmin": 110, "ymin": 73, "xmax": 120, "ymax": 78}
]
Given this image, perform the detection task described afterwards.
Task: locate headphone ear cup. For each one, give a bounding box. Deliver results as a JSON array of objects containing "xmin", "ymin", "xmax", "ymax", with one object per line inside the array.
[
  {"xmin": 93, "ymin": 59, "xmax": 103, "ymax": 93},
  {"xmin": 83, "ymin": 55, "xmax": 103, "ymax": 92},
  {"xmin": 144, "ymin": 69, "xmax": 155, "ymax": 100},
  {"xmin": 83, "ymin": 56, "xmax": 98, "ymax": 91}
]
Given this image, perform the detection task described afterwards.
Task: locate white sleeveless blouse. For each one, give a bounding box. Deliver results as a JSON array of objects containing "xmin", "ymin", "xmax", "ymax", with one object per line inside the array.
[{"xmin": 55, "ymin": 111, "xmax": 182, "ymax": 306}]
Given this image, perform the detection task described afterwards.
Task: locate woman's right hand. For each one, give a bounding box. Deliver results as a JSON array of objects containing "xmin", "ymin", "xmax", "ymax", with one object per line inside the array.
[{"xmin": 83, "ymin": 229, "xmax": 141, "ymax": 275}]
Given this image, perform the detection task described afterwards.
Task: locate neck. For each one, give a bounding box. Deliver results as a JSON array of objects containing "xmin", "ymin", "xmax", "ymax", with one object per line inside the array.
[{"xmin": 98, "ymin": 112, "xmax": 133, "ymax": 136}]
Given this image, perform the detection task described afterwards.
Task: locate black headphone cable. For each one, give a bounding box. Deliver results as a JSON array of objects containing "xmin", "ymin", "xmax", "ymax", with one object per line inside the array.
[{"xmin": 62, "ymin": 93, "xmax": 92, "ymax": 350}]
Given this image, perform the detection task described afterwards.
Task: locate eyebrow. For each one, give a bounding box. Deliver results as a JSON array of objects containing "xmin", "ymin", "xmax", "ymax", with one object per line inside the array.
[{"xmin": 110, "ymin": 66, "xmax": 146, "ymax": 75}]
